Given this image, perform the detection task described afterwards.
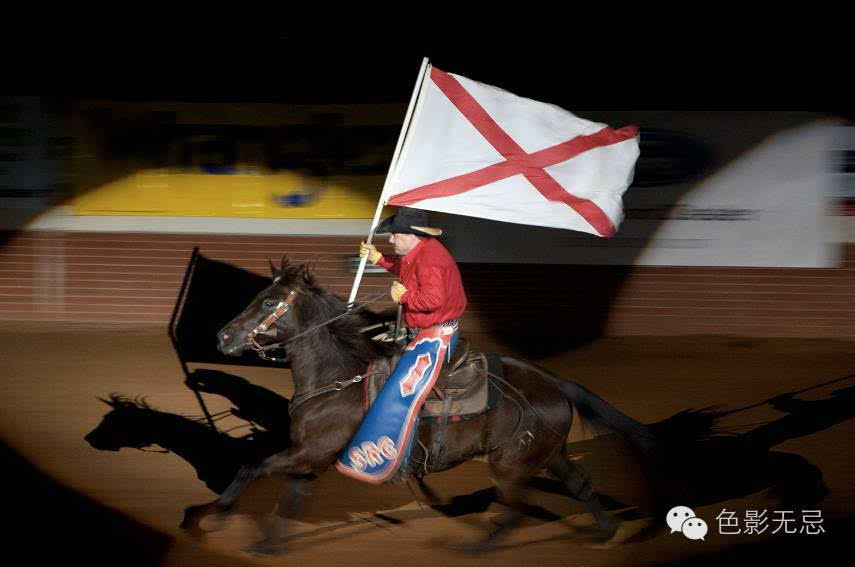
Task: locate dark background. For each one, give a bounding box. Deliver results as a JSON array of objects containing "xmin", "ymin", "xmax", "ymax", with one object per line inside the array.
[{"xmin": 4, "ymin": 20, "xmax": 850, "ymax": 114}]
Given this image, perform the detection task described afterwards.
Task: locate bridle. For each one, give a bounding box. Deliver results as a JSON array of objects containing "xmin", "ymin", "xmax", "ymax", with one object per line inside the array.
[
  {"xmin": 240, "ymin": 280, "xmax": 388, "ymax": 413},
  {"xmin": 242, "ymin": 278, "xmax": 388, "ymax": 364},
  {"xmin": 246, "ymin": 283, "xmax": 299, "ymax": 363}
]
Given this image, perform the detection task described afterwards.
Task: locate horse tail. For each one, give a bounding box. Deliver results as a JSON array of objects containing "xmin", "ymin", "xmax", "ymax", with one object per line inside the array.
[{"xmin": 501, "ymin": 357, "xmax": 658, "ymax": 455}]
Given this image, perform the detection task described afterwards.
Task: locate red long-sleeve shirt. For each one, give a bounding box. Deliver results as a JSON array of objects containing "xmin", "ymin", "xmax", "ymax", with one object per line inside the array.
[{"xmin": 377, "ymin": 237, "xmax": 467, "ymax": 329}]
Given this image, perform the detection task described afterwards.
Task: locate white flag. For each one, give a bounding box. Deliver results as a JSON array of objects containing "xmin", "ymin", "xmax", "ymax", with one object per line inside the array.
[{"xmin": 384, "ymin": 66, "xmax": 640, "ymax": 237}]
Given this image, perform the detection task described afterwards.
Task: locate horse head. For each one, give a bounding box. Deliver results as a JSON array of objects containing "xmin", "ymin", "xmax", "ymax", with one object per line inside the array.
[
  {"xmin": 86, "ymin": 394, "xmax": 286, "ymax": 495},
  {"xmin": 217, "ymin": 257, "xmax": 318, "ymax": 357},
  {"xmin": 85, "ymin": 395, "xmax": 159, "ymax": 451}
]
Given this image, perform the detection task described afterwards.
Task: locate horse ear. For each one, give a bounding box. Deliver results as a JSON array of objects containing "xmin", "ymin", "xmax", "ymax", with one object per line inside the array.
[
  {"xmin": 300, "ymin": 263, "xmax": 315, "ymax": 285},
  {"xmin": 269, "ymin": 256, "xmax": 289, "ymax": 279}
]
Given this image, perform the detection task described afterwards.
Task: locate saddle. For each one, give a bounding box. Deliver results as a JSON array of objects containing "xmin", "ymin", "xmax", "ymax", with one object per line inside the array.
[
  {"xmin": 365, "ymin": 338, "xmax": 501, "ymax": 422},
  {"xmin": 360, "ymin": 336, "xmax": 503, "ymax": 480}
]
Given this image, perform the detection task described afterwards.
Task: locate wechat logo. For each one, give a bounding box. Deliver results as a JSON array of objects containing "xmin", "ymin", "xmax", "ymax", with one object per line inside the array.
[{"xmin": 667, "ymin": 506, "xmax": 708, "ymax": 541}]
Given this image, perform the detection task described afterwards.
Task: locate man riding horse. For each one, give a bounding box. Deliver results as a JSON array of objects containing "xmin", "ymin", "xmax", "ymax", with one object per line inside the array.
[{"xmin": 337, "ymin": 207, "xmax": 467, "ymax": 483}]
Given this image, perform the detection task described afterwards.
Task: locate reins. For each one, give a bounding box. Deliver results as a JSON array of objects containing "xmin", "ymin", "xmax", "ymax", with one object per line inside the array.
[
  {"xmin": 241, "ymin": 281, "xmax": 562, "ymax": 465},
  {"xmin": 243, "ymin": 286, "xmax": 392, "ymax": 407},
  {"xmin": 287, "ymin": 369, "xmax": 384, "ymax": 416},
  {"xmin": 248, "ymin": 290, "xmax": 389, "ymax": 363}
]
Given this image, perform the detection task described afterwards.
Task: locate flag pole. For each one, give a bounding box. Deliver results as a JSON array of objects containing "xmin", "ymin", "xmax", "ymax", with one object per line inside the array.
[{"xmin": 347, "ymin": 56, "xmax": 430, "ymax": 307}]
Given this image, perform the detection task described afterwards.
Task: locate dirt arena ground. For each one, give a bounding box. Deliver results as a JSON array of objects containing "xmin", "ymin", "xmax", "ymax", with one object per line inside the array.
[{"xmin": 2, "ymin": 322, "xmax": 853, "ymax": 566}]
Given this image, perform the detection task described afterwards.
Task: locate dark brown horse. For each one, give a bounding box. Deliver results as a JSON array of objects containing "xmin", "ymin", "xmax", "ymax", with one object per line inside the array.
[{"xmin": 180, "ymin": 259, "xmax": 698, "ymax": 554}]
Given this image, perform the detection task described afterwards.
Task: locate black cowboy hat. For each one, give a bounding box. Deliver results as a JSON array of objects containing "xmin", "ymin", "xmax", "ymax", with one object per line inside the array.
[{"xmin": 375, "ymin": 207, "xmax": 442, "ymax": 237}]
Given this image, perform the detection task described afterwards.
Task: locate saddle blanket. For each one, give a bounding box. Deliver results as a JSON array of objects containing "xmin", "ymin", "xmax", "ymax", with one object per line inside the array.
[{"xmin": 336, "ymin": 323, "xmax": 458, "ymax": 484}]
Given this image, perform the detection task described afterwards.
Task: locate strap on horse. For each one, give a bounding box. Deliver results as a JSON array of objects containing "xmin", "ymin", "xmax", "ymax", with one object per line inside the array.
[
  {"xmin": 427, "ymin": 388, "xmax": 455, "ymax": 472},
  {"xmin": 425, "ymin": 348, "xmax": 485, "ymax": 473}
]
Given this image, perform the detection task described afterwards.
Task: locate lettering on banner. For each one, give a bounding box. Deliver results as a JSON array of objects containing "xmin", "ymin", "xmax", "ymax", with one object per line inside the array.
[{"xmin": 347, "ymin": 436, "xmax": 399, "ymax": 472}]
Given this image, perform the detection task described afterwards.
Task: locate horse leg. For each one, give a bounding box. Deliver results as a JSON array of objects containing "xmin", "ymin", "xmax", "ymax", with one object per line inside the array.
[
  {"xmin": 547, "ymin": 452, "xmax": 617, "ymax": 540},
  {"xmin": 413, "ymin": 476, "xmax": 446, "ymax": 507},
  {"xmin": 248, "ymin": 475, "xmax": 314, "ymax": 555},
  {"xmin": 181, "ymin": 441, "xmax": 319, "ymax": 532},
  {"xmin": 181, "ymin": 464, "xmax": 262, "ymax": 531},
  {"xmin": 217, "ymin": 444, "xmax": 324, "ymax": 553},
  {"xmin": 458, "ymin": 471, "xmax": 527, "ymax": 554}
]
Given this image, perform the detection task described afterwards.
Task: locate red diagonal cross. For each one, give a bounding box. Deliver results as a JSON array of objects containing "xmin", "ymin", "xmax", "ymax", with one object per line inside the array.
[{"xmin": 388, "ymin": 67, "xmax": 639, "ymax": 237}]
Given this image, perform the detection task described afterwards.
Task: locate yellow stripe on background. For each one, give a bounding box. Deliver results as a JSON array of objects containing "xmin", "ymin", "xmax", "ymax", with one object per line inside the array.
[{"xmin": 70, "ymin": 170, "xmax": 395, "ymax": 219}]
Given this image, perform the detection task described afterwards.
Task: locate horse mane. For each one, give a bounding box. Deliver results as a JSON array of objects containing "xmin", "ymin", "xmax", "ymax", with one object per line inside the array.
[
  {"xmin": 98, "ymin": 394, "xmax": 211, "ymax": 426},
  {"xmin": 272, "ymin": 259, "xmax": 397, "ymax": 364}
]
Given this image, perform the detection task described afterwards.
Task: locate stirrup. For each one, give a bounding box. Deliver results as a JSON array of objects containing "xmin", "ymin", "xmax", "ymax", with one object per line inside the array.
[{"xmin": 387, "ymin": 468, "xmax": 410, "ymax": 485}]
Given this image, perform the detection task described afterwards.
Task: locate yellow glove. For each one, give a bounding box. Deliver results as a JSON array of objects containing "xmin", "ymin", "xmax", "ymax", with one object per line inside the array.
[
  {"xmin": 390, "ymin": 281, "xmax": 407, "ymax": 304},
  {"xmin": 359, "ymin": 241, "xmax": 382, "ymax": 264}
]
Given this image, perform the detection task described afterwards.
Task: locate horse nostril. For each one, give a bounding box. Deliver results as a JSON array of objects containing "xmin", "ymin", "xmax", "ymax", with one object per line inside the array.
[{"xmin": 220, "ymin": 331, "xmax": 232, "ymax": 343}]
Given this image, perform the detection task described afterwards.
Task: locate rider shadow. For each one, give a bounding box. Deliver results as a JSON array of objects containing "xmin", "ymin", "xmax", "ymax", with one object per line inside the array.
[
  {"xmin": 184, "ymin": 369, "xmax": 292, "ymax": 435},
  {"xmin": 85, "ymin": 370, "xmax": 293, "ymax": 496},
  {"xmin": 658, "ymin": 383, "xmax": 855, "ymax": 510}
]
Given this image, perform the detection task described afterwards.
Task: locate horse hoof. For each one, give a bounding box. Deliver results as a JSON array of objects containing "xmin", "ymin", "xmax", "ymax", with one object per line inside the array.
[
  {"xmin": 180, "ymin": 507, "xmax": 201, "ymax": 530},
  {"xmin": 181, "ymin": 507, "xmax": 231, "ymax": 533},
  {"xmin": 599, "ymin": 521, "xmax": 618, "ymax": 541},
  {"xmin": 200, "ymin": 512, "xmax": 232, "ymax": 532}
]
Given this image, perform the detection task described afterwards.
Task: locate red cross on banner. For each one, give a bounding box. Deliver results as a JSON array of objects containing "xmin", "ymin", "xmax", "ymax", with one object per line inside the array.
[{"xmin": 383, "ymin": 66, "xmax": 640, "ymax": 237}]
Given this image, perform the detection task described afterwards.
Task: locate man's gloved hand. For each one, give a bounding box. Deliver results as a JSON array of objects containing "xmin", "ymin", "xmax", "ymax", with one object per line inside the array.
[
  {"xmin": 359, "ymin": 241, "xmax": 382, "ymax": 264},
  {"xmin": 390, "ymin": 281, "xmax": 407, "ymax": 304}
]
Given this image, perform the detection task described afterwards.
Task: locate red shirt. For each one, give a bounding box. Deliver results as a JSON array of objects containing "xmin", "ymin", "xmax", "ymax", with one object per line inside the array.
[{"xmin": 377, "ymin": 237, "xmax": 467, "ymax": 329}]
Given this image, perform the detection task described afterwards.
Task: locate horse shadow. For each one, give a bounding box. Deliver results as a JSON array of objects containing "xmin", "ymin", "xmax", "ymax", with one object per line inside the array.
[
  {"xmin": 85, "ymin": 368, "xmax": 853, "ymax": 546},
  {"xmin": 85, "ymin": 370, "xmax": 293, "ymax": 495},
  {"xmin": 409, "ymin": 378, "xmax": 855, "ymax": 532}
]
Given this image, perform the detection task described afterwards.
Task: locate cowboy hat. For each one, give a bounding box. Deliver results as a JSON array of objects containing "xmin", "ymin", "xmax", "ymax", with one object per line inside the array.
[{"xmin": 375, "ymin": 207, "xmax": 442, "ymax": 237}]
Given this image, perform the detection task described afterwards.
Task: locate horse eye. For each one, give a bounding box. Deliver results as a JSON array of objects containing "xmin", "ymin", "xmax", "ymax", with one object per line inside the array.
[{"xmin": 263, "ymin": 299, "xmax": 276, "ymax": 308}]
